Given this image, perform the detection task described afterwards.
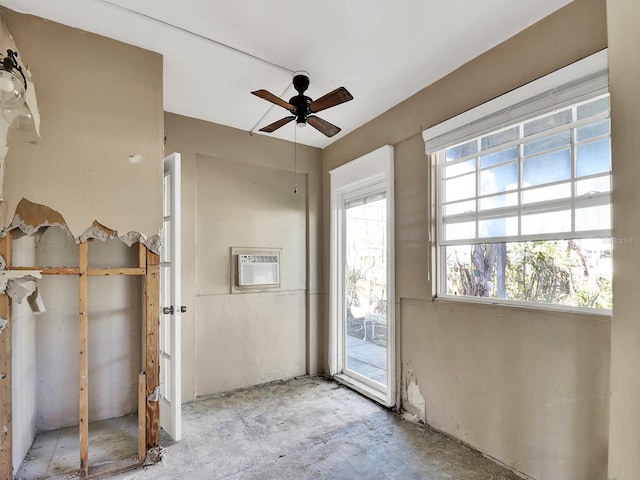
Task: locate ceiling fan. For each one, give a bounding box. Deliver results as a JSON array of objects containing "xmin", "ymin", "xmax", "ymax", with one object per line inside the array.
[{"xmin": 252, "ymin": 71, "xmax": 353, "ymax": 138}]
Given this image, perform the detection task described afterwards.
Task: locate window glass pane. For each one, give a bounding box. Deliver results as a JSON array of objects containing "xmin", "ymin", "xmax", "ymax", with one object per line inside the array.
[
  {"xmin": 524, "ymin": 109, "xmax": 573, "ymax": 136},
  {"xmin": 479, "ymin": 217, "xmax": 518, "ymax": 238},
  {"xmin": 577, "ymin": 96, "xmax": 609, "ymax": 120},
  {"xmin": 445, "ymin": 173, "xmax": 475, "ymax": 202},
  {"xmin": 577, "ymin": 119, "xmax": 609, "ymax": 141},
  {"xmin": 522, "ymin": 150, "xmax": 571, "ymax": 187},
  {"xmin": 522, "ymin": 183, "xmax": 571, "ymax": 204},
  {"xmin": 443, "ymin": 240, "xmax": 611, "ymax": 309},
  {"xmin": 444, "ymin": 159, "xmax": 475, "ymax": 178},
  {"xmin": 481, "ymin": 126, "xmax": 519, "ymax": 151},
  {"xmin": 480, "ymin": 147, "xmax": 518, "ymax": 168},
  {"xmin": 444, "ymin": 200, "xmax": 476, "ymax": 216},
  {"xmin": 161, "ymin": 219, "xmax": 171, "ymax": 262},
  {"xmin": 163, "ymin": 173, "xmax": 170, "ymax": 217},
  {"xmin": 479, "ymin": 193, "xmax": 518, "ymax": 210},
  {"xmin": 576, "ymin": 139, "xmax": 610, "ymax": 177},
  {"xmin": 576, "ymin": 176, "xmax": 611, "ymax": 196},
  {"xmin": 446, "ymin": 140, "xmax": 478, "ymax": 161},
  {"xmin": 521, "ymin": 210, "xmax": 571, "ymax": 235},
  {"xmin": 576, "ymin": 205, "xmax": 611, "ymax": 231},
  {"xmin": 445, "ymin": 221, "xmax": 475, "ymax": 241},
  {"xmin": 480, "ymin": 162, "xmax": 518, "ymax": 195},
  {"xmin": 523, "ymin": 131, "xmax": 570, "ymax": 156}
]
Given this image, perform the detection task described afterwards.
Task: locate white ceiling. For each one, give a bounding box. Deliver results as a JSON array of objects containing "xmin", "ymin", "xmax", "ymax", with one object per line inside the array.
[{"xmin": 1, "ymin": 0, "xmax": 573, "ymax": 148}]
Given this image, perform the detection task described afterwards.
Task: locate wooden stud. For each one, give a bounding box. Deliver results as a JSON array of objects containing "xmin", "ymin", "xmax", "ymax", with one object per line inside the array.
[
  {"xmin": 0, "ymin": 234, "xmax": 12, "ymax": 480},
  {"xmin": 144, "ymin": 251, "xmax": 161, "ymax": 449},
  {"xmin": 138, "ymin": 242, "xmax": 147, "ymax": 270},
  {"xmin": 15, "ymin": 266, "xmax": 80, "ymax": 275},
  {"xmin": 138, "ymin": 373, "xmax": 146, "ymax": 462},
  {"xmin": 87, "ymin": 268, "xmax": 146, "ymax": 276},
  {"xmin": 78, "ymin": 241, "xmax": 89, "ymax": 476},
  {"xmin": 11, "ymin": 267, "xmax": 146, "ymax": 276}
]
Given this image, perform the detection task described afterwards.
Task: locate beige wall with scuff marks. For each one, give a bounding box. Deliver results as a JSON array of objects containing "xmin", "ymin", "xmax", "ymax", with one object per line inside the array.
[
  {"xmin": 0, "ymin": 9, "xmax": 163, "ymax": 241},
  {"xmin": 322, "ymin": 0, "xmax": 610, "ymax": 478},
  {"xmin": 607, "ymin": 0, "xmax": 640, "ymax": 478},
  {"xmin": 164, "ymin": 113, "xmax": 323, "ymax": 401}
]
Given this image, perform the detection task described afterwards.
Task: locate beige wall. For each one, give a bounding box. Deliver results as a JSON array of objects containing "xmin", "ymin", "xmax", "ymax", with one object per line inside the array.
[
  {"xmin": 165, "ymin": 113, "xmax": 323, "ymax": 401},
  {"xmin": 607, "ymin": 0, "xmax": 640, "ymax": 478},
  {"xmin": 1, "ymin": 9, "xmax": 163, "ymax": 243},
  {"xmin": 323, "ymin": 0, "xmax": 610, "ymax": 478}
]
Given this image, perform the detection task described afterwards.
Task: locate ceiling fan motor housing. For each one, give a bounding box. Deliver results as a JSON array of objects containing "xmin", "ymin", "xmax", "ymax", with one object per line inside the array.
[{"xmin": 290, "ymin": 73, "xmax": 312, "ymax": 123}]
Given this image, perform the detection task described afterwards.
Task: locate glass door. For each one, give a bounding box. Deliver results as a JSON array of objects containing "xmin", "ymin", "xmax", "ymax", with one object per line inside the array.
[
  {"xmin": 344, "ymin": 194, "xmax": 389, "ymax": 387},
  {"xmin": 329, "ymin": 145, "xmax": 395, "ymax": 407}
]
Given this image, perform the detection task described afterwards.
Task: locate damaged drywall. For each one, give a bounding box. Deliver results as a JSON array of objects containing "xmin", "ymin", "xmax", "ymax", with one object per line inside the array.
[
  {"xmin": 0, "ymin": 270, "xmax": 43, "ymax": 316},
  {"xmin": 0, "ymin": 13, "xmax": 41, "ymax": 229},
  {"xmin": 404, "ymin": 369, "xmax": 427, "ymax": 423},
  {"xmin": 2, "ymin": 198, "xmax": 160, "ymax": 254},
  {"xmin": 1, "ymin": 9, "xmax": 163, "ymax": 247}
]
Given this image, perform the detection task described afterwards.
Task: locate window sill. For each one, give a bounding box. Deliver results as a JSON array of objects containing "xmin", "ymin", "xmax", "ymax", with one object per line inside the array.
[{"xmin": 433, "ymin": 294, "xmax": 612, "ymax": 321}]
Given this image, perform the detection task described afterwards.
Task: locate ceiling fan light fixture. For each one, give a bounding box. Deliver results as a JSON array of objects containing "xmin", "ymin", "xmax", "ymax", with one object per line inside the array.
[{"xmin": 0, "ymin": 50, "xmax": 27, "ymax": 109}]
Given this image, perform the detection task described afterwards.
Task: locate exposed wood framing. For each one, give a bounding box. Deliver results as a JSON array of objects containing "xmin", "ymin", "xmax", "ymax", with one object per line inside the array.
[
  {"xmin": 2, "ymin": 235, "xmax": 160, "ymax": 478},
  {"xmin": 144, "ymin": 251, "xmax": 161, "ymax": 449},
  {"xmin": 78, "ymin": 241, "xmax": 89, "ymax": 476},
  {"xmin": 12, "ymin": 267, "xmax": 146, "ymax": 277},
  {"xmin": 138, "ymin": 373, "xmax": 146, "ymax": 462},
  {"xmin": 138, "ymin": 242, "xmax": 147, "ymax": 269},
  {"xmin": 87, "ymin": 268, "xmax": 146, "ymax": 276},
  {"xmin": 0, "ymin": 236, "xmax": 12, "ymax": 480}
]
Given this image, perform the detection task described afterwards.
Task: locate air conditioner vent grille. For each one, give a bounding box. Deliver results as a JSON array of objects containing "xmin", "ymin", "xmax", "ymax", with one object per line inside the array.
[{"xmin": 238, "ymin": 253, "xmax": 280, "ymax": 287}]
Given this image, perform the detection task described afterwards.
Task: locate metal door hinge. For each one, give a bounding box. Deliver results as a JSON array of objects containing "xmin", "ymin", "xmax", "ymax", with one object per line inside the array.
[{"xmin": 162, "ymin": 306, "xmax": 174, "ymax": 315}]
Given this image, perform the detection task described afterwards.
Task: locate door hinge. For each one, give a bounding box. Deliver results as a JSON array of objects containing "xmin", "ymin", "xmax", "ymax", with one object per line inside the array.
[{"xmin": 162, "ymin": 306, "xmax": 174, "ymax": 315}]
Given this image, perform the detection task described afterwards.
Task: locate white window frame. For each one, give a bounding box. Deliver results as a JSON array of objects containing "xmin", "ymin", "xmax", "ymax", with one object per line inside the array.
[{"xmin": 423, "ymin": 50, "xmax": 611, "ymax": 314}]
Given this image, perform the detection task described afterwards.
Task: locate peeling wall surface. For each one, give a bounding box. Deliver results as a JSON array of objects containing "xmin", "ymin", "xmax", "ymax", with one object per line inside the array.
[
  {"xmin": 33, "ymin": 228, "xmax": 141, "ymax": 431},
  {"xmin": 0, "ymin": 8, "xmax": 163, "ymax": 245},
  {"xmin": 322, "ymin": 1, "xmax": 610, "ymax": 479},
  {"xmin": 165, "ymin": 114, "xmax": 323, "ymax": 401}
]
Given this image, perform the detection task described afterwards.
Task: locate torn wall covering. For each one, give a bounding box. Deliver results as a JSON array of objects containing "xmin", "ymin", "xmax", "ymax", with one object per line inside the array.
[
  {"xmin": 2, "ymin": 198, "xmax": 160, "ymax": 253},
  {"xmin": 0, "ymin": 13, "xmax": 41, "ymax": 227},
  {"xmin": 0, "ymin": 8, "xmax": 163, "ymax": 247}
]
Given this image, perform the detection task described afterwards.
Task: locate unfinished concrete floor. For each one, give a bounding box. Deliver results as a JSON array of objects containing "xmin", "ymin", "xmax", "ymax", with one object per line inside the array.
[
  {"xmin": 16, "ymin": 414, "xmax": 140, "ymax": 479},
  {"xmin": 102, "ymin": 376, "xmax": 522, "ymax": 480}
]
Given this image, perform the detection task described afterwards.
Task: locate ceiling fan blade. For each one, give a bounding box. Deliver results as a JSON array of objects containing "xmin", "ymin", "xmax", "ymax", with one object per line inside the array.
[
  {"xmin": 309, "ymin": 87, "xmax": 353, "ymax": 113},
  {"xmin": 259, "ymin": 116, "xmax": 295, "ymax": 133},
  {"xmin": 252, "ymin": 89, "xmax": 294, "ymax": 111},
  {"xmin": 306, "ymin": 115, "xmax": 341, "ymax": 137}
]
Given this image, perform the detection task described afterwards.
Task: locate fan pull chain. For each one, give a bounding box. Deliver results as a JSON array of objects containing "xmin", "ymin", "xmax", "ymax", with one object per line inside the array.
[{"xmin": 294, "ymin": 126, "xmax": 298, "ymax": 194}]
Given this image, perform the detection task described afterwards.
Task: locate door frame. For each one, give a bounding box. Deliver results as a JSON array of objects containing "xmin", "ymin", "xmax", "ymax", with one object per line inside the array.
[{"xmin": 329, "ymin": 145, "xmax": 395, "ymax": 407}]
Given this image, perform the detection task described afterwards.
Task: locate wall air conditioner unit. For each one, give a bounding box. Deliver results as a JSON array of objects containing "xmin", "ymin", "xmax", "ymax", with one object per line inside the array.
[{"xmin": 237, "ymin": 253, "xmax": 280, "ymax": 287}]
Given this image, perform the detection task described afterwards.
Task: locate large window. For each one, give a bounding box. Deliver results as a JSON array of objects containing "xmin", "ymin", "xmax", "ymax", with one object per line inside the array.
[{"xmin": 424, "ymin": 51, "xmax": 611, "ymax": 312}]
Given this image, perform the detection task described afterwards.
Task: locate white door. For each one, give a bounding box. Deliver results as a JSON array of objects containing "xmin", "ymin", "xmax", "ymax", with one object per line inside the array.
[
  {"xmin": 329, "ymin": 145, "xmax": 395, "ymax": 407},
  {"xmin": 160, "ymin": 153, "xmax": 182, "ymax": 441}
]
